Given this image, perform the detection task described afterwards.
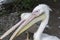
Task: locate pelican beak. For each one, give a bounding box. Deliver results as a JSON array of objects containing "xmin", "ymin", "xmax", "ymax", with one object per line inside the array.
[{"xmin": 16, "ymin": 13, "xmax": 46, "ymax": 37}]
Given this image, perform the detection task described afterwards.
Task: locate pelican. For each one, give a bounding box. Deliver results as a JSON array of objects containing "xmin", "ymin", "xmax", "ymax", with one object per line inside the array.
[
  {"xmin": 9, "ymin": 4, "xmax": 47, "ymax": 40},
  {"xmin": 0, "ymin": 4, "xmax": 60, "ymax": 40},
  {"xmin": 12, "ymin": 4, "xmax": 60, "ymax": 40}
]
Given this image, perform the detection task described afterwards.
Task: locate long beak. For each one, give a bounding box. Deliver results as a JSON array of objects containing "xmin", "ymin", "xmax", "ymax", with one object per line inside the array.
[
  {"xmin": 9, "ymin": 14, "xmax": 46, "ymax": 40},
  {"xmin": 0, "ymin": 19, "xmax": 25, "ymax": 40}
]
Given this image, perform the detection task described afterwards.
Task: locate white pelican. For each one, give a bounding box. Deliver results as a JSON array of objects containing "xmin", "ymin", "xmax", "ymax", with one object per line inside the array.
[
  {"xmin": 9, "ymin": 4, "xmax": 48, "ymax": 40},
  {"xmin": 12, "ymin": 4, "xmax": 60, "ymax": 40},
  {"xmin": 10, "ymin": 4, "xmax": 60, "ymax": 40},
  {"xmin": 0, "ymin": 4, "xmax": 60, "ymax": 40}
]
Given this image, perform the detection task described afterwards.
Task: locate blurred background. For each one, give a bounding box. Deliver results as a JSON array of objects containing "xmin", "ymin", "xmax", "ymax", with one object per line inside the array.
[{"xmin": 0, "ymin": 0, "xmax": 60, "ymax": 40}]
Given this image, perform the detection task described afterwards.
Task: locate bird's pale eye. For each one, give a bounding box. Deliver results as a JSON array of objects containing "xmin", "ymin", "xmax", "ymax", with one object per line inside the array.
[
  {"xmin": 35, "ymin": 9, "xmax": 40, "ymax": 13},
  {"xmin": 35, "ymin": 11, "xmax": 38, "ymax": 12}
]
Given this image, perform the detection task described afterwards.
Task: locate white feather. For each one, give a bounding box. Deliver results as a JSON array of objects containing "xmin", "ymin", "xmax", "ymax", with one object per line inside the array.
[{"xmin": 41, "ymin": 33, "xmax": 60, "ymax": 40}]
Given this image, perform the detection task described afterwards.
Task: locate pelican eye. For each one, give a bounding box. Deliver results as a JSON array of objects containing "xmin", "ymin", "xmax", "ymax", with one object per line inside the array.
[{"xmin": 35, "ymin": 11, "xmax": 38, "ymax": 12}]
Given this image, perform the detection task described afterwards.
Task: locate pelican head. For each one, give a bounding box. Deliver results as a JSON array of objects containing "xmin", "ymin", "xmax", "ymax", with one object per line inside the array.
[{"xmin": 32, "ymin": 4, "xmax": 52, "ymax": 16}]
